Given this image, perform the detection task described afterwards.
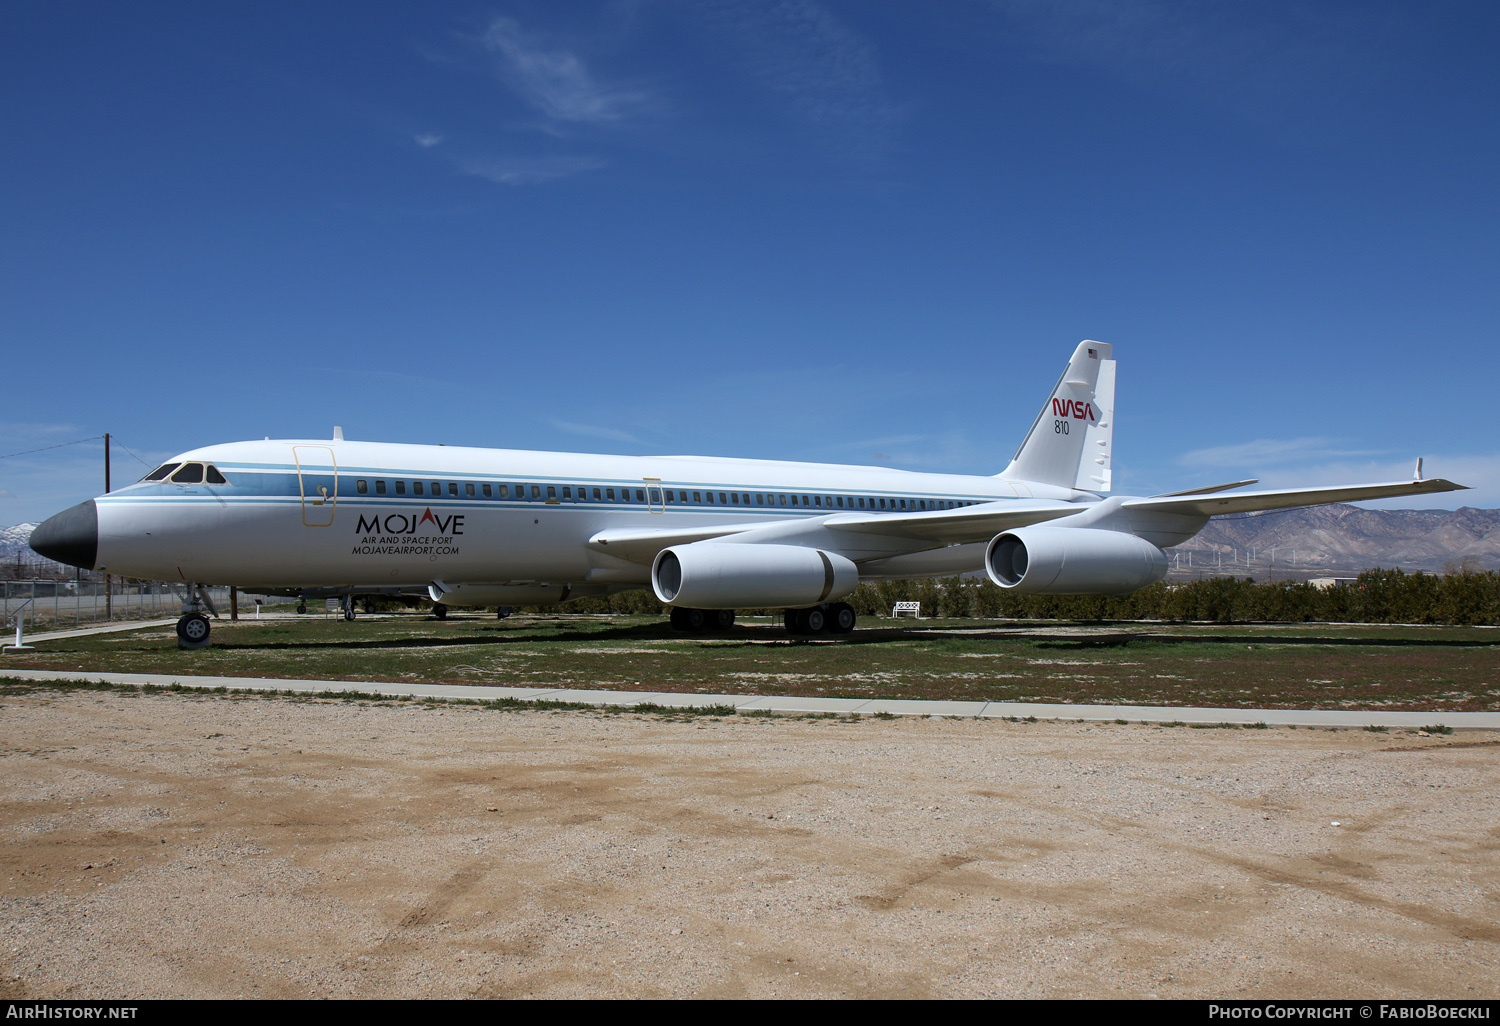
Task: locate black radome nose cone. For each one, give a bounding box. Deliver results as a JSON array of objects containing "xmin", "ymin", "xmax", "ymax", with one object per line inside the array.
[{"xmin": 29, "ymin": 499, "xmax": 98, "ymax": 570}]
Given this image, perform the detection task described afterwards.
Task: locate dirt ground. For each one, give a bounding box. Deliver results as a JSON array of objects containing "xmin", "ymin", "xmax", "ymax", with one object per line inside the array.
[{"xmin": 0, "ymin": 689, "xmax": 1496, "ymax": 999}]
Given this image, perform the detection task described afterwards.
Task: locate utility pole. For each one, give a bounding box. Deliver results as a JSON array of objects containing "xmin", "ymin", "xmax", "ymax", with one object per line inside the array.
[{"xmin": 104, "ymin": 433, "xmax": 112, "ymax": 621}]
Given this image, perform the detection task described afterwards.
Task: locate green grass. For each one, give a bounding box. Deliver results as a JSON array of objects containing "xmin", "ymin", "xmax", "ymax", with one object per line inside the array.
[{"xmin": 2, "ymin": 612, "xmax": 1497, "ymax": 711}]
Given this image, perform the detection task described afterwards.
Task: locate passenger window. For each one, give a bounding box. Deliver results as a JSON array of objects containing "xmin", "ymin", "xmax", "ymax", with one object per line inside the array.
[
  {"xmin": 693, "ymin": 492, "xmax": 702, "ymax": 504},
  {"xmin": 144, "ymin": 464, "xmax": 179, "ymax": 482},
  {"xmin": 606, "ymin": 488, "xmax": 616, "ymax": 501},
  {"xmin": 171, "ymin": 464, "xmax": 204, "ymax": 483},
  {"xmin": 396, "ymin": 481, "xmax": 407, "ymax": 496},
  {"xmin": 592, "ymin": 487, "xmax": 602, "ymax": 500},
  {"xmin": 731, "ymin": 493, "xmax": 740, "ymax": 505},
  {"xmin": 431, "ymin": 482, "xmax": 441, "ymax": 495},
  {"xmin": 448, "ymin": 482, "xmax": 459, "ymax": 497},
  {"xmin": 375, "ymin": 480, "xmax": 387, "ymax": 495},
  {"xmin": 717, "ymin": 493, "xmax": 726, "ymax": 504},
  {"xmin": 496, "ymin": 484, "xmax": 509, "ymax": 498},
  {"xmin": 356, "ymin": 479, "xmax": 368, "ymax": 495},
  {"xmin": 649, "ymin": 488, "xmax": 662, "ymax": 504},
  {"xmin": 482, "ymin": 484, "xmax": 492, "ymax": 498},
  {"xmin": 562, "ymin": 487, "xmax": 572, "ymax": 500},
  {"xmin": 465, "ymin": 483, "xmax": 476, "ymax": 498},
  {"xmin": 547, "ymin": 486, "xmax": 557, "ymax": 500},
  {"xmin": 531, "ymin": 485, "xmax": 542, "ymax": 500},
  {"xmin": 413, "ymin": 482, "xmax": 424, "ymax": 496}
]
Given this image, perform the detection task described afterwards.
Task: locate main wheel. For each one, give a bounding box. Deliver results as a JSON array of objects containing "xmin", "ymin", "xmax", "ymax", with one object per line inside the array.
[
  {"xmin": 711, "ymin": 609, "xmax": 736, "ymax": 630},
  {"xmin": 433, "ymin": 603, "xmax": 448, "ymax": 620},
  {"xmin": 804, "ymin": 606, "xmax": 827, "ymax": 633},
  {"xmin": 829, "ymin": 602, "xmax": 856, "ymax": 634},
  {"xmin": 670, "ymin": 607, "xmax": 708, "ymax": 632},
  {"xmin": 495, "ymin": 606, "xmax": 512, "ymax": 619},
  {"xmin": 176, "ymin": 612, "xmax": 211, "ymax": 649}
]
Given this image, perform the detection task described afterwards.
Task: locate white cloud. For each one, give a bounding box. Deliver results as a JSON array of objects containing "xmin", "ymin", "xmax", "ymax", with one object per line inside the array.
[
  {"xmin": 414, "ymin": 133, "xmax": 444, "ymax": 148},
  {"xmin": 456, "ymin": 154, "xmax": 607, "ymax": 186},
  {"xmin": 548, "ymin": 419, "xmax": 645, "ymax": 446},
  {"xmin": 1178, "ymin": 437, "xmax": 1388, "ymax": 468},
  {"xmin": 989, "ymin": 0, "xmax": 1397, "ymax": 132},
  {"xmin": 481, "ymin": 17, "xmax": 652, "ymax": 125},
  {"xmin": 694, "ymin": 0, "xmax": 907, "ymax": 161}
]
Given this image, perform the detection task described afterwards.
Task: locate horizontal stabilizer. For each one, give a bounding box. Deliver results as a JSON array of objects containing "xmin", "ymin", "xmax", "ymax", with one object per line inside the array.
[{"xmin": 1122, "ymin": 477, "xmax": 1467, "ymax": 517}]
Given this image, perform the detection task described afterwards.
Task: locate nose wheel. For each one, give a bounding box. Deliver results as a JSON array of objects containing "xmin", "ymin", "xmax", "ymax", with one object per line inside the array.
[{"xmin": 176, "ymin": 611, "xmax": 212, "ymax": 649}]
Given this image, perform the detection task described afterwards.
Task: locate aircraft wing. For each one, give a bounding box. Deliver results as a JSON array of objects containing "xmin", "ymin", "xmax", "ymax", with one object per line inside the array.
[
  {"xmin": 589, "ymin": 500, "xmax": 1087, "ymax": 564},
  {"xmin": 820, "ymin": 500, "xmax": 1082, "ymax": 544},
  {"xmin": 1121, "ymin": 477, "xmax": 1467, "ymax": 517},
  {"xmin": 588, "ymin": 521, "xmax": 779, "ymax": 563}
]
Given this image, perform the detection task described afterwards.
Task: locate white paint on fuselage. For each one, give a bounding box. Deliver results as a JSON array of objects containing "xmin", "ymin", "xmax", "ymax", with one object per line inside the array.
[{"xmin": 92, "ymin": 439, "xmax": 1089, "ymax": 590}]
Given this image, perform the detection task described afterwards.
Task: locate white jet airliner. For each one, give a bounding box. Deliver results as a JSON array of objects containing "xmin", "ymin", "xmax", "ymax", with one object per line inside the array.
[{"xmin": 29, "ymin": 342, "xmax": 1465, "ymax": 646}]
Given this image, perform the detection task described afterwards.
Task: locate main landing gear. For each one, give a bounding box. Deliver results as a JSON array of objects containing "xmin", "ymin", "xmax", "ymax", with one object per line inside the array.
[
  {"xmin": 667, "ymin": 603, "xmax": 858, "ymax": 636},
  {"xmin": 432, "ymin": 603, "xmax": 448, "ymax": 620},
  {"xmin": 176, "ymin": 583, "xmax": 216, "ymax": 650},
  {"xmin": 784, "ymin": 602, "xmax": 856, "ymax": 637},
  {"xmin": 669, "ymin": 607, "xmax": 736, "ymax": 633}
]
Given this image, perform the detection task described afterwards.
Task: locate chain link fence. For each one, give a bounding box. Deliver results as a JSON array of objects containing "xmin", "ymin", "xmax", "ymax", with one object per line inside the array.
[{"xmin": 2, "ymin": 579, "xmax": 244, "ymax": 632}]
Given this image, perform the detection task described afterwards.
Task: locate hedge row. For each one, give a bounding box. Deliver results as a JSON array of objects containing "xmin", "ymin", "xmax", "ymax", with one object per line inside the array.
[{"xmin": 535, "ymin": 568, "xmax": 1500, "ymax": 626}]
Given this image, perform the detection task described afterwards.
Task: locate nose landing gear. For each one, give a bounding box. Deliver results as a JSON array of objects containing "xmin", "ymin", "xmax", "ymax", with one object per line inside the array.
[{"xmin": 176, "ymin": 583, "xmax": 216, "ymax": 649}]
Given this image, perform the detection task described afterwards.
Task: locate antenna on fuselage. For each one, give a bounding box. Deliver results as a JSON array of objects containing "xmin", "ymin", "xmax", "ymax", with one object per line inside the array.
[{"xmin": 333, "ymin": 426, "xmax": 344, "ymax": 441}]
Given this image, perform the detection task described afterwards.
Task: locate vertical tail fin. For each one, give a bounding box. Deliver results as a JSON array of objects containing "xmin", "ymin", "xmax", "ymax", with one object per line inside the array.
[{"xmin": 999, "ymin": 340, "xmax": 1115, "ymax": 492}]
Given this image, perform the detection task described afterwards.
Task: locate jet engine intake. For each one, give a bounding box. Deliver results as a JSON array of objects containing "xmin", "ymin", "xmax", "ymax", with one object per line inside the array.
[
  {"xmin": 652, "ymin": 543, "xmax": 858, "ymax": 609},
  {"xmin": 985, "ymin": 527, "xmax": 1167, "ymax": 595}
]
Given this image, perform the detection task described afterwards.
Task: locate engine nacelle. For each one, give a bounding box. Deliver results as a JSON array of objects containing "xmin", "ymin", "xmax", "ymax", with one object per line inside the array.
[
  {"xmin": 985, "ymin": 527, "xmax": 1167, "ymax": 595},
  {"xmin": 652, "ymin": 543, "xmax": 858, "ymax": 609}
]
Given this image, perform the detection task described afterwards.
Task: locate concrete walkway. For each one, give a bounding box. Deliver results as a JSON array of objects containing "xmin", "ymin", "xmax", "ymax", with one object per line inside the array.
[{"xmin": 2, "ymin": 668, "xmax": 1495, "ymax": 730}]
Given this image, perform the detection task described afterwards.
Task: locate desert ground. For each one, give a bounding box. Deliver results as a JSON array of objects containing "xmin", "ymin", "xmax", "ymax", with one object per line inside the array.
[{"xmin": 1, "ymin": 687, "xmax": 1496, "ymax": 999}]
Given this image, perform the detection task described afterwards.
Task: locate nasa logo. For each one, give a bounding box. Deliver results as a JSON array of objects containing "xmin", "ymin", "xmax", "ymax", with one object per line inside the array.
[{"xmin": 1051, "ymin": 398, "xmax": 1097, "ymax": 421}]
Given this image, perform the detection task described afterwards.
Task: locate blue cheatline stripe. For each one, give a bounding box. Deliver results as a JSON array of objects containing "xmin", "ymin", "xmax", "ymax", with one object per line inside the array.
[{"xmin": 120, "ymin": 460, "xmax": 1009, "ymax": 510}]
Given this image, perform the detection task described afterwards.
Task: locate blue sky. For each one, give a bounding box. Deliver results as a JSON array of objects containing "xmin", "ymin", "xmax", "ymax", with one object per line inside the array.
[{"xmin": 3, "ymin": 1, "xmax": 1497, "ymax": 524}]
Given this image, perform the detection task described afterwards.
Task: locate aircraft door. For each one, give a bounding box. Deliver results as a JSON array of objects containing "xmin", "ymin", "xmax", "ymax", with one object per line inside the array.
[
  {"xmin": 645, "ymin": 478, "xmax": 666, "ymax": 513},
  {"xmin": 293, "ymin": 445, "xmax": 338, "ymax": 526}
]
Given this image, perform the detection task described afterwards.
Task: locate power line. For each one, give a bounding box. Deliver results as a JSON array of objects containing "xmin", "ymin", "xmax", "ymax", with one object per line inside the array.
[
  {"xmin": 110, "ymin": 440, "xmax": 154, "ymax": 467},
  {"xmin": 0, "ymin": 435, "xmax": 104, "ymax": 460}
]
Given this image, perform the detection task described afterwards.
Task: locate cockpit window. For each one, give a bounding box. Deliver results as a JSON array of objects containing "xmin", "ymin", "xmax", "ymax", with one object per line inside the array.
[
  {"xmin": 205, "ymin": 465, "xmax": 228, "ymax": 485},
  {"xmin": 143, "ymin": 464, "xmax": 180, "ymax": 482},
  {"xmin": 171, "ymin": 463, "xmax": 204, "ymax": 484}
]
